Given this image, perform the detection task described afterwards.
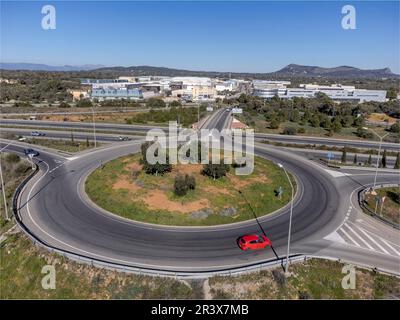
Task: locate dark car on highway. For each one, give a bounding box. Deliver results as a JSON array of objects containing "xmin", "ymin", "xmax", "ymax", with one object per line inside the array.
[
  {"xmin": 24, "ymin": 148, "xmax": 40, "ymax": 156},
  {"xmin": 117, "ymin": 136, "xmax": 131, "ymax": 141},
  {"xmin": 31, "ymin": 131, "xmax": 45, "ymax": 136}
]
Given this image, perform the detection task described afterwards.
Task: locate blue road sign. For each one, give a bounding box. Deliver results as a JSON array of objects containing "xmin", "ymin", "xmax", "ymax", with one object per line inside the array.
[{"xmin": 327, "ymin": 152, "xmax": 334, "ymax": 161}]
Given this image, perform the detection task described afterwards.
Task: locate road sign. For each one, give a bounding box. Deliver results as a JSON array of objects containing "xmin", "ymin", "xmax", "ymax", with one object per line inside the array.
[{"xmin": 327, "ymin": 152, "xmax": 334, "ymax": 161}]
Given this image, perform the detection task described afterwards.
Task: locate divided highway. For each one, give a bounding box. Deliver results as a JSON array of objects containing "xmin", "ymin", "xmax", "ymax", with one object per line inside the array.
[
  {"xmin": 3, "ymin": 109, "xmax": 400, "ymax": 276},
  {"xmin": 2, "ymin": 117, "xmax": 399, "ymax": 151}
]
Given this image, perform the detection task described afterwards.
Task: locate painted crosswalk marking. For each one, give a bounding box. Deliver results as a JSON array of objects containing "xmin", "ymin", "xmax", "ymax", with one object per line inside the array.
[{"xmin": 327, "ymin": 217, "xmax": 400, "ymax": 258}]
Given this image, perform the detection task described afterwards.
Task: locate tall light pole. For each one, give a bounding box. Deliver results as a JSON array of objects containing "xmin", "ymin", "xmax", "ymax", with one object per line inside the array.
[
  {"xmin": 0, "ymin": 153, "xmax": 9, "ymax": 220},
  {"xmin": 278, "ymin": 163, "xmax": 294, "ymax": 275},
  {"xmin": 0, "ymin": 142, "xmax": 14, "ymax": 221},
  {"xmin": 91, "ymin": 106, "xmax": 97, "ymax": 148},
  {"xmin": 363, "ymin": 127, "xmax": 389, "ymax": 189}
]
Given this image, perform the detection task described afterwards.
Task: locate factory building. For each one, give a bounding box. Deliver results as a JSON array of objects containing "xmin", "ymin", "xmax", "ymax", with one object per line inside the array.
[{"xmin": 253, "ymin": 82, "xmax": 387, "ymax": 102}]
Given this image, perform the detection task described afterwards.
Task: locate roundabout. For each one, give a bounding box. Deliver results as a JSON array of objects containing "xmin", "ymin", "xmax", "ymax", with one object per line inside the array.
[
  {"xmin": 5, "ymin": 113, "xmax": 399, "ymax": 276},
  {"xmin": 11, "ymin": 140, "xmax": 341, "ymax": 274},
  {"xmin": 84, "ymin": 151, "xmax": 296, "ymax": 226}
]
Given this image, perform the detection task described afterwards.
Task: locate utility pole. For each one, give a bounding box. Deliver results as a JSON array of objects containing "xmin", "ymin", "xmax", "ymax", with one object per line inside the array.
[
  {"xmin": 91, "ymin": 106, "xmax": 97, "ymax": 148},
  {"xmin": 278, "ymin": 163, "xmax": 294, "ymax": 275},
  {"xmin": 0, "ymin": 154, "xmax": 8, "ymax": 220},
  {"xmin": 363, "ymin": 128, "xmax": 389, "ymax": 188}
]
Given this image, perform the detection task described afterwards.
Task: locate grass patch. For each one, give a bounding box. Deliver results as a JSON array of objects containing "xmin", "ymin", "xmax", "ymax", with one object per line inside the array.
[
  {"xmin": 209, "ymin": 259, "xmax": 400, "ymax": 299},
  {"xmin": 85, "ymin": 153, "xmax": 295, "ymax": 226},
  {"xmin": 0, "ymin": 134, "xmax": 99, "ymax": 153},
  {"xmin": 364, "ymin": 187, "xmax": 400, "ymax": 224},
  {"xmin": 0, "ymin": 153, "xmax": 31, "ymax": 233},
  {"xmin": 0, "ymin": 233, "xmax": 196, "ymax": 299}
]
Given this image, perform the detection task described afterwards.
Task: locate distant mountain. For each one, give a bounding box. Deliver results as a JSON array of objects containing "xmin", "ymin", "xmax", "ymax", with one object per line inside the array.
[
  {"xmin": 1, "ymin": 62, "xmax": 398, "ymax": 79},
  {"xmin": 0, "ymin": 63, "xmax": 105, "ymax": 71},
  {"xmin": 94, "ymin": 64, "xmax": 399, "ymax": 79},
  {"xmin": 273, "ymin": 64, "xmax": 397, "ymax": 79}
]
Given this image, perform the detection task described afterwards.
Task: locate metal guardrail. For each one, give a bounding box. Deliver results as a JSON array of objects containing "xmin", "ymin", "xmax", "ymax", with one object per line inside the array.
[
  {"xmin": 11, "ymin": 162, "xmax": 400, "ymax": 278},
  {"xmin": 359, "ymin": 184, "xmax": 400, "ymax": 230}
]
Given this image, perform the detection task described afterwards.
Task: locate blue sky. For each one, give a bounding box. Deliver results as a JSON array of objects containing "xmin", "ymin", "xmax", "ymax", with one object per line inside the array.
[{"xmin": 1, "ymin": 1, "xmax": 399, "ymax": 73}]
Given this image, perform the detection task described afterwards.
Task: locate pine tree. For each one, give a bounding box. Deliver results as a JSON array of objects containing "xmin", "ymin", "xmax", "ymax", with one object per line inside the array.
[
  {"xmin": 394, "ymin": 152, "xmax": 400, "ymax": 169},
  {"xmin": 366, "ymin": 154, "xmax": 372, "ymax": 166},
  {"xmin": 380, "ymin": 149, "xmax": 387, "ymax": 168},
  {"xmin": 353, "ymin": 154, "xmax": 358, "ymax": 165},
  {"xmin": 341, "ymin": 148, "xmax": 347, "ymax": 164}
]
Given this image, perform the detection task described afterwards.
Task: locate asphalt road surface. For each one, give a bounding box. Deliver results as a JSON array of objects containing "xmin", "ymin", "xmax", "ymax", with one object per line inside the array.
[
  {"xmin": 3, "ymin": 109, "xmax": 400, "ymax": 276},
  {"xmin": 2, "ymin": 117, "xmax": 399, "ymax": 151}
]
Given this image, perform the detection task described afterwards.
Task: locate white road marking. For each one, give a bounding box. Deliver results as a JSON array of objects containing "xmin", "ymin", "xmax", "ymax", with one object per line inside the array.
[
  {"xmin": 323, "ymin": 169, "xmax": 349, "ymax": 178},
  {"xmin": 324, "ymin": 231, "xmax": 346, "ymax": 244},
  {"xmin": 339, "ymin": 227, "xmax": 361, "ymax": 247},
  {"xmin": 343, "ymin": 223, "xmax": 375, "ymax": 250},
  {"xmin": 357, "ymin": 227, "xmax": 390, "ymax": 255},
  {"xmin": 379, "ymin": 238, "xmax": 400, "ymax": 256}
]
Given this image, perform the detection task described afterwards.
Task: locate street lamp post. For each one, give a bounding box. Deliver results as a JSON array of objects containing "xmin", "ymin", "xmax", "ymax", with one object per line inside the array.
[
  {"xmin": 91, "ymin": 106, "xmax": 97, "ymax": 148},
  {"xmin": 278, "ymin": 163, "xmax": 294, "ymax": 275},
  {"xmin": 0, "ymin": 154, "xmax": 9, "ymax": 220},
  {"xmin": 363, "ymin": 127, "xmax": 389, "ymax": 189}
]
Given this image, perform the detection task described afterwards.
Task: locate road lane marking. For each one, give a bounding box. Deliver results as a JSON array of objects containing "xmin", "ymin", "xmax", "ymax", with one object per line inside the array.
[
  {"xmin": 343, "ymin": 223, "xmax": 375, "ymax": 250},
  {"xmin": 339, "ymin": 228, "xmax": 361, "ymax": 247},
  {"xmin": 356, "ymin": 227, "xmax": 390, "ymax": 255},
  {"xmin": 379, "ymin": 238, "xmax": 400, "ymax": 256}
]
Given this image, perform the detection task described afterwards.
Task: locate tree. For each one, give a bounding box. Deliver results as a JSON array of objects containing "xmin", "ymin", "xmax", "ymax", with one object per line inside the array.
[
  {"xmin": 290, "ymin": 109, "xmax": 300, "ymax": 122},
  {"xmin": 332, "ymin": 119, "xmax": 342, "ymax": 133},
  {"xmin": 146, "ymin": 98, "xmax": 166, "ymax": 108},
  {"xmin": 282, "ymin": 127, "xmax": 297, "ymax": 135},
  {"xmin": 174, "ymin": 174, "xmax": 188, "ymax": 196},
  {"xmin": 140, "ymin": 141, "xmax": 172, "ymax": 175},
  {"xmin": 202, "ymin": 163, "xmax": 230, "ymax": 180},
  {"xmin": 356, "ymin": 127, "xmax": 373, "ymax": 139},
  {"xmin": 71, "ymin": 132, "xmax": 74, "ymax": 144},
  {"xmin": 386, "ymin": 88, "xmax": 398, "ymax": 100},
  {"xmin": 75, "ymin": 99, "xmax": 93, "ymax": 108},
  {"xmin": 390, "ymin": 122, "xmax": 400, "ymax": 133},
  {"xmin": 310, "ymin": 114, "xmax": 320, "ymax": 128},
  {"xmin": 380, "ymin": 149, "xmax": 387, "ymax": 168},
  {"xmin": 269, "ymin": 119, "xmax": 280, "ymax": 129},
  {"xmin": 173, "ymin": 174, "xmax": 196, "ymax": 196},
  {"xmin": 366, "ymin": 154, "xmax": 372, "ymax": 166},
  {"xmin": 185, "ymin": 174, "xmax": 196, "ymax": 190},
  {"xmin": 341, "ymin": 148, "xmax": 347, "ymax": 164},
  {"xmin": 353, "ymin": 154, "xmax": 358, "ymax": 165},
  {"xmin": 86, "ymin": 137, "xmax": 89, "ymax": 148},
  {"xmin": 394, "ymin": 152, "xmax": 400, "ymax": 169}
]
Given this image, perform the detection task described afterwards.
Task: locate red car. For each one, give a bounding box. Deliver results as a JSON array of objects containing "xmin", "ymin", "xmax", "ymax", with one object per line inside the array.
[{"xmin": 238, "ymin": 234, "xmax": 272, "ymax": 251}]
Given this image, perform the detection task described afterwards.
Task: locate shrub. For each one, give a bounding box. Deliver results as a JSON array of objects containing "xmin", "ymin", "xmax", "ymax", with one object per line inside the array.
[
  {"xmin": 282, "ymin": 127, "xmax": 297, "ymax": 135},
  {"xmin": 185, "ymin": 174, "xmax": 196, "ymax": 190},
  {"xmin": 5, "ymin": 153, "xmax": 20, "ymax": 163},
  {"xmin": 390, "ymin": 122, "xmax": 400, "ymax": 133},
  {"xmin": 174, "ymin": 174, "xmax": 188, "ymax": 196},
  {"xmin": 202, "ymin": 163, "xmax": 230, "ymax": 180},
  {"xmin": 297, "ymin": 127, "xmax": 306, "ymax": 134}
]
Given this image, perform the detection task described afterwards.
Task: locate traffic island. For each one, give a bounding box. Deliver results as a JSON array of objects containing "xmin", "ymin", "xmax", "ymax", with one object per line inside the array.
[{"xmin": 85, "ymin": 153, "xmax": 296, "ymax": 226}]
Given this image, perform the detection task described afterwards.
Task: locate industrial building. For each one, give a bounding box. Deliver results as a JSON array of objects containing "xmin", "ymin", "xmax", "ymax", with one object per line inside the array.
[{"xmin": 253, "ymin": 82, "xmax": 387, "ymax": 102}]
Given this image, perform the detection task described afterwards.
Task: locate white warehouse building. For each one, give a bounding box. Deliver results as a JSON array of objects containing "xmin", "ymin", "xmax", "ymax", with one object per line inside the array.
[{"xmin": 253, "ymin": 82, "xmax": 387, "ymax": 102}]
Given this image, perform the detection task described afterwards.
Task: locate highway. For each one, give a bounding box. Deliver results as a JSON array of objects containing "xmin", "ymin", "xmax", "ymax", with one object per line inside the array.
[
  {"xmin": 2, "ymin": 117, "xmax": 399, "ymax": 151},
  {"xmin": 3, "ymin": 108, "xmax": 400, "ymax": 276}
]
